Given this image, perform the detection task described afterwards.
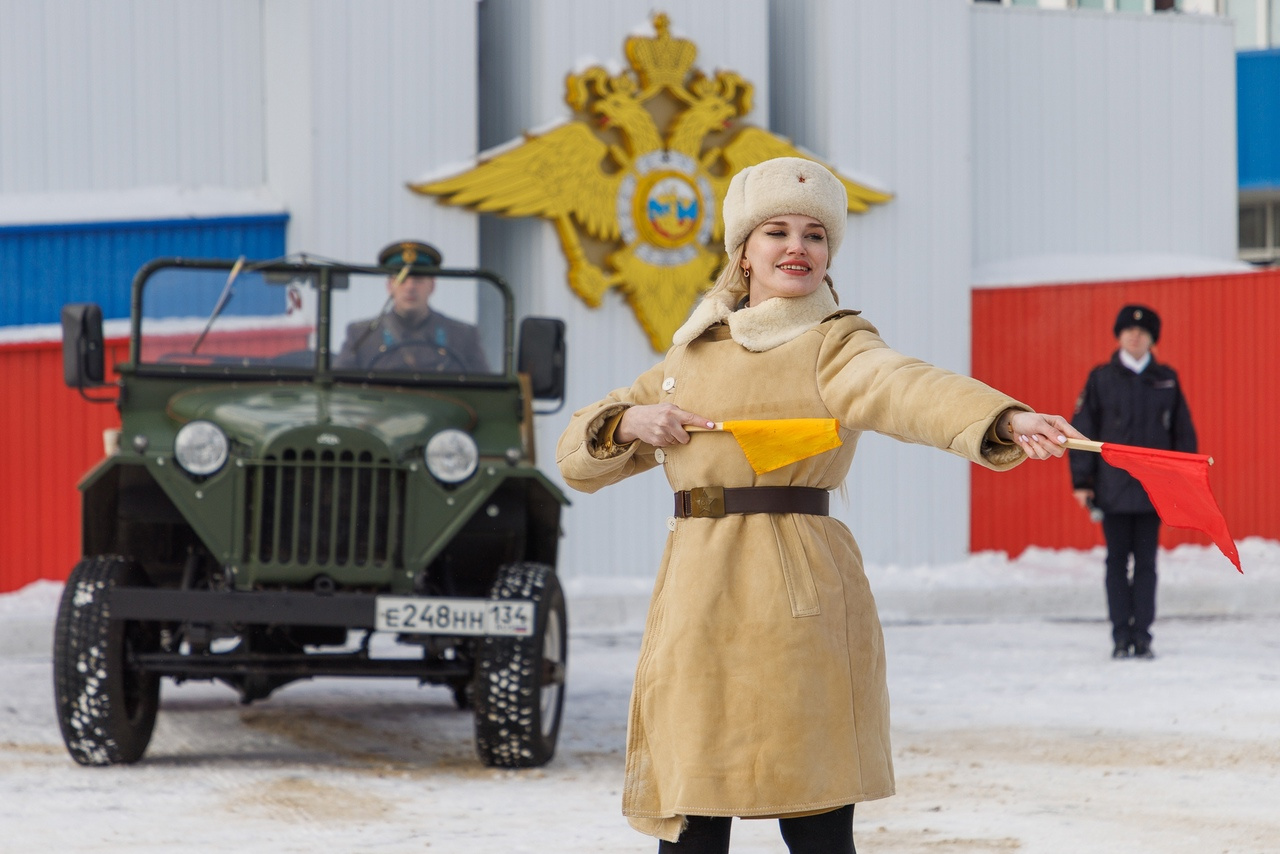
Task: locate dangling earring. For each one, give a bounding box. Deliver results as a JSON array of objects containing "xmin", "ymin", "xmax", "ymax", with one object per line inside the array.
[{"xmin": 742, "ymin": 268, "xmax": 750, "ymax": 279}]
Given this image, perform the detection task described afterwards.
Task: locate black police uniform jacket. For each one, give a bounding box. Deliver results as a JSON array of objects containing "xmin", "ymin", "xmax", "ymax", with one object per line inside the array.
[{"xmin": 1070, "ymin": 352, "xmax": 1197, "ymax": 514}]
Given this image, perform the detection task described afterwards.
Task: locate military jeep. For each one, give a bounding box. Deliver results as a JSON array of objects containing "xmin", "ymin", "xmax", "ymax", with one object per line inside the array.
[{"xmin": 54, "ymin": 247, "xmax": 570, "ymax": 769}]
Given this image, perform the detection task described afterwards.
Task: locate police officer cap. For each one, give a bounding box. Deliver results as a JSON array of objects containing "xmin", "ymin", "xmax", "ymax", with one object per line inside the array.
[
  {"xmin": 1113, "ymin": 304, "xmax": 1160, "ymax": 343},
  {"xmin": 377, "ymin": 240, "xmax": 442, "ymax": 269}
]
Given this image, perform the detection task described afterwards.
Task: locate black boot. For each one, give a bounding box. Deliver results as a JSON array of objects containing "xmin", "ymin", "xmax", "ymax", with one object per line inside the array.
[{"xmin": 1111, "ymin": 626, "xmax": 1132, "ymax": 659}]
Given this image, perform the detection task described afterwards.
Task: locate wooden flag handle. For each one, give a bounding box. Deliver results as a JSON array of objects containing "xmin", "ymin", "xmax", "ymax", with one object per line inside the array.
[
  {"xmin": 701, "ymin": 431, "xmax": 1100, "ymax": 454},
  {"xmin": 695, "ymin": 424, "xmax": 1102, "ymax": 448},
  {"xmin": 695, "ymin": 429, "xmax": 1107, "ymax": 452},
  {"xmin": 1064, "ymin": 436, "xmax": 1212, "ymax": 465}
]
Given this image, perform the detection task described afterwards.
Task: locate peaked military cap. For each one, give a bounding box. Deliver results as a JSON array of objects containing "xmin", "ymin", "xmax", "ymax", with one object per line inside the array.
[{"xmin": 377, "ymin": 240, "xmax": 443, "ymax": 269}]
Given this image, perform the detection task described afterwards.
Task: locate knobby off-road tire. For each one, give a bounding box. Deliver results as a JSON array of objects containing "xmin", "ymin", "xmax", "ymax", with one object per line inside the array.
[
  {"xmin": 473, "ymin": 562, "xmax": 567, "ymax": 768},
  {"xmin": 53, "ymin": 555, "xmax": 161, "ymax": 765}
]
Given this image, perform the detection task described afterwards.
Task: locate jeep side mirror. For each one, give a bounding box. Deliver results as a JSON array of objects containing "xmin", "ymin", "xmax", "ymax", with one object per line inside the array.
[
  {"xmin": 61, "ymin": 303, "xmax": 106, "ymax": 389},
  {"xmin": 518, "ymin": 317, "xmax": 566, "ymax": 410}
]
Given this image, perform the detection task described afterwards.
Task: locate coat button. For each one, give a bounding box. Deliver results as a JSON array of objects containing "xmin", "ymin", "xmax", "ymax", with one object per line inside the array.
[
  {"xmin": 662, "ymin": 377, "xmax": 676, "ymax": 392},
  {"xmin": 667, "ymin": 516, "xmax": 677, "ymax": 531},
  {"xmin": 654, "ymin": 448, "xmax": 666, "ymax": 463}
]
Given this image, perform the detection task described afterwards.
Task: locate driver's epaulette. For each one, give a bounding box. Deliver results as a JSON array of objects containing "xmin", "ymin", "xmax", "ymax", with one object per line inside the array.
[{"xmin": 822, "ymin": 309, "xmax": 862, "ymax": 322}]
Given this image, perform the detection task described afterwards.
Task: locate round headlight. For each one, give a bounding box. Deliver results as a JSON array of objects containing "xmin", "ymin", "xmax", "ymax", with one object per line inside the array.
[
  {"xmin": 425, "ymin": 428, "xmax": 478, "ymax": 483},
  {"xmin": 174, "ymin": 420, "xmax": 229, "ymax": 476}
]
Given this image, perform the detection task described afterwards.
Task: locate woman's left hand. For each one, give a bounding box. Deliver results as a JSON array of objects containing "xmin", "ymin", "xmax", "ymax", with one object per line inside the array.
[{"xmin": 1002, "ymin": 410, "xmax": 1085, "ymax": 460}]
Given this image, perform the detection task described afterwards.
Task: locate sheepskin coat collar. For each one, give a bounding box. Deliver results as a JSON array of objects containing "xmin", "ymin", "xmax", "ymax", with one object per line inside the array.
[{"xmin": 671, "ymin": 286, "xmax": 843, "ymax": 352}]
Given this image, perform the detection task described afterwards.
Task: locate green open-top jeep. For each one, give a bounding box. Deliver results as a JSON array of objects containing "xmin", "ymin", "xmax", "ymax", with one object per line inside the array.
[{"xmin": 55, "ymin": 245, "xmax": 570, "ymax": 768}]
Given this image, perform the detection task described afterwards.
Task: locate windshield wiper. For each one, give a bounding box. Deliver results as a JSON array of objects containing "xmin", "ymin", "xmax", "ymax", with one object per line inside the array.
[{"xmin": 191, "ymin": 256, "xmax": 245, "ymax": 354}]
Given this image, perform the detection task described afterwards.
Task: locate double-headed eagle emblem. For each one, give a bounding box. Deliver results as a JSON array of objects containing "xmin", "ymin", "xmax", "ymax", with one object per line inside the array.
[{"xmin": 412, "ymin": 13, "xmax": 890, "ymax": 351}]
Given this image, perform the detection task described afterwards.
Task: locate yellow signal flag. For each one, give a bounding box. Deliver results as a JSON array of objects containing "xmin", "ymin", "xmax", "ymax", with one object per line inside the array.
[{"xmin": 690, "ymin": 419, "xmax": 843, "ymax": 475}]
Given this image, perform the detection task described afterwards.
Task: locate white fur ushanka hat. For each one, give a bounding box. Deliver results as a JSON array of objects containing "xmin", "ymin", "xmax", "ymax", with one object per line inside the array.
[{"xmin": 722, "ymin": 156, "xmax": 848, "ymax": 259}]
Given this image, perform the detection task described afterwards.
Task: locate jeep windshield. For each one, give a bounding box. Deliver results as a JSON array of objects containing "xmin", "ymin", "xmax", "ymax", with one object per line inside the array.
[{"xmin": 135, "ymin": 260, "xmax": 508, "ymax": 380}]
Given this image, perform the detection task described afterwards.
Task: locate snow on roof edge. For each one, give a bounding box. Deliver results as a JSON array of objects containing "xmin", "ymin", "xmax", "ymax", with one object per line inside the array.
[
  {"xmin": 0, "ymin": 186, "xmax": 286, "ymax": 227},
  {"xmin": 0, "ymin": 319, "xmax": 131, "ymax": 346},
  {"xmin": 972, "ymin": 253, "xmax": 1257, "ymax": 288}
]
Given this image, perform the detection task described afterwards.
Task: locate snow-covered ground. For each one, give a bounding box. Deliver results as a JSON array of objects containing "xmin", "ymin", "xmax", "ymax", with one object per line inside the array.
[{"xmin": 3, "ymin": 541, "xmax": 1278, "ymax": 853}]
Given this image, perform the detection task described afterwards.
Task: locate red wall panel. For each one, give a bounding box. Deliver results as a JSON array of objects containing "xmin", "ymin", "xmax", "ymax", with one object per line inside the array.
[
  {"xmin": 0, "ymin": 337, "xmax": 126, "ymax": 593},
  {"xmin": 971, "ymin": 270, "xmax": 1279, "ymax": 560},
  {"xmin": 0, "ymin": 328, "xmax": 311, "ymax": 592}
]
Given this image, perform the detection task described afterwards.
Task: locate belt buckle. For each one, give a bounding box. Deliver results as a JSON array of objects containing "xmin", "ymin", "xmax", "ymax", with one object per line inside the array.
[{"xmin": 687, "ymin": 486, "xmax": 725, "ymax": 518}]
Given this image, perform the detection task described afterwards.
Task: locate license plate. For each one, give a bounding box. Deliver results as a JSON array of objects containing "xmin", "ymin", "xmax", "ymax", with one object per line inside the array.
[{"xmin": 374, "ymin": 596, "xmax": 535, "ymax": 636}]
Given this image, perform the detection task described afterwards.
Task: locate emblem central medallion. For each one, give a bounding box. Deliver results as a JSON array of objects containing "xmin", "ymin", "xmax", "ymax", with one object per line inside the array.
[
  {"xmin": 413, "ymin": 13, "xmax": 890, "ymax": 351},
  {"xmin": 620, "ymin": 151, "xmax": 715, "ymax": 263}
]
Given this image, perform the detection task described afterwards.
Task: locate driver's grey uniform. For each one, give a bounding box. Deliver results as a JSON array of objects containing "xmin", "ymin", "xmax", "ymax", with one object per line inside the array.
[{"xmin": 333, "ymin": 309, "xmax": 489, "ymax": 372}]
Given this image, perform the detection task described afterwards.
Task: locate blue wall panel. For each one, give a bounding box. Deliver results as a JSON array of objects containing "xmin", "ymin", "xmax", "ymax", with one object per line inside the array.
[
  {"xmin": 0, "ymin": 215, "xmax": 288, "ymax": 326},
  {"xmin": 1238, "ymin": 49, "xmax": 1280, "ymax": 191}
]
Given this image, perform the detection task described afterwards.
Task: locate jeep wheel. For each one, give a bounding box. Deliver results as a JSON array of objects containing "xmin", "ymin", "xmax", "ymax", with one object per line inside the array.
[
  {"xmin": 473, "ymin": 562, "xmax": 567, "ymax": 768},
  {"xmin": 53, "ymin": 556, "xmax": 161, "ymax": 765}
]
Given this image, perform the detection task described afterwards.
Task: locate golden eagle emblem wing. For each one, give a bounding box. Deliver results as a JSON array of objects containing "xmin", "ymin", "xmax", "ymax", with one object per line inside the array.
[
  {"xmin": 411, "ymin": 122, "xmax": 621, "ymax": 243},
  {"xmin": 708, "ymin": 127, "xmax": 892, "ymax": 243}
]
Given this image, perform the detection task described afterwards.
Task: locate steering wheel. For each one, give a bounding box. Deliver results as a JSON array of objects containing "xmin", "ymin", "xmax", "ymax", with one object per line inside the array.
[{"xmin": 366, "ymin": 340, "xmax": 468, "ymax": 373}]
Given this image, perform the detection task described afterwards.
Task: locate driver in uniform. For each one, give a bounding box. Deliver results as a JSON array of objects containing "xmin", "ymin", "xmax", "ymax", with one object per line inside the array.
[{"xmin": 333, "ymin": 240, "xmax": 489, "ymax": 372}]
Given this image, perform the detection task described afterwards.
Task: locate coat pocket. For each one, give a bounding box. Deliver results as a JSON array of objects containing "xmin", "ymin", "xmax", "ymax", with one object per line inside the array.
[{"xmin": 771, "ymin": 515, "xmax": 821, "ymax": 617}]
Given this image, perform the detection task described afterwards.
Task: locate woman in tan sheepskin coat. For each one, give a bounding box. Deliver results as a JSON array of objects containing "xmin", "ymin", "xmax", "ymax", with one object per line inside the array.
[{"xmin": 556, "ymin": 157, "xmax": 1082, "ymax": 853}]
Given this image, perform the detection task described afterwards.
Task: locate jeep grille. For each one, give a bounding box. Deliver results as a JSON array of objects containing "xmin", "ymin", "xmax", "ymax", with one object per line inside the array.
[{"xmin": 243, "ymin": 449, "xmax": 405, "ymax": 569}]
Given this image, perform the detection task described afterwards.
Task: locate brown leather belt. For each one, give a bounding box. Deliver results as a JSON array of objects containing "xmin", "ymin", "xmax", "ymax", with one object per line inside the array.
[{"xmin": 673, "ymin": 486, "xmax": 830, "ymax": 519}]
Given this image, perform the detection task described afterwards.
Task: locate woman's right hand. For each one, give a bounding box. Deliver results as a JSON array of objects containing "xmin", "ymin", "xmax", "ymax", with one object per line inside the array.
[{"xmin": 616, "ymin": 404, "xmax": 716, "ymax": 447}]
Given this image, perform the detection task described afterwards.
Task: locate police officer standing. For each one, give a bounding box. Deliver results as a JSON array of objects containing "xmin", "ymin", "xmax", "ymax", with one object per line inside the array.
[
  {"xmin": 1070, "ymin": 305, "xmax": 1197, "ymax": 660},
  {"xmin": 333, "ymin": 240, "xmax": 489, "ymax": 373}
]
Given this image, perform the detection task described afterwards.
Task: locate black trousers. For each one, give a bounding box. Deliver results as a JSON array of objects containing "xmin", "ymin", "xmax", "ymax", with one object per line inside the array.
[
  {"xmin": 1101, "ymin": 511, "xmax": 1161, "ymax": 647},
  {"xmin": 656, "ymin": 805, "xmax": 855, "ymax": 854}
]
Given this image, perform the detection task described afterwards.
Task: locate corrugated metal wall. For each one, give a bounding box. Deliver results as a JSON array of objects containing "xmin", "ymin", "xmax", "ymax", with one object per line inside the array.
[
  {"xmin": 0, "ymin": 216, "xmax": 287, "ymax": 324},
  {"xmin": 0, "ymin": 1, "xmax": 1247, "ymax": 590},
  {"xmin": 971, "ymin": 270, "xmax": 1278, "ymax": 559},
  {"xmin": 0, "ymin": 338, "xmax": 127, "ymax": 592},
  {"xmin": 0, "ymin": 0, "xmax": 480, "ymax": 593}
]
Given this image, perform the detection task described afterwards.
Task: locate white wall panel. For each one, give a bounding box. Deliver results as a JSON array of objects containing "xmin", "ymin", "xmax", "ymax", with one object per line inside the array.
[
  {"xmin": 475, "ymin": 0, "xmax": 770, "ymax": 583},
  {"xmin": 0, "ymin": 0, "xmax": 265, "ymax": 195},
  {"xmin": 265, "ymin": 0, "xmax": 480, "ymax": 263},
  {"xmin": 84, "ymin": 5, "xmax": 139, "ymax": 188},
  {"xmin": 1105, "ymin": 16, "xmax": 1144, "ymax": 249},
  {"xmin": 769, "ymin": 0, "xmax": 976, "ymax": 566},
  {"xmin": 1069, "ymin": 15, "xmax": 1113, "ymax": 251},
  {"xmin": 971, "ymin": 6, "xmax": 1237, "ymax": 272}
]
